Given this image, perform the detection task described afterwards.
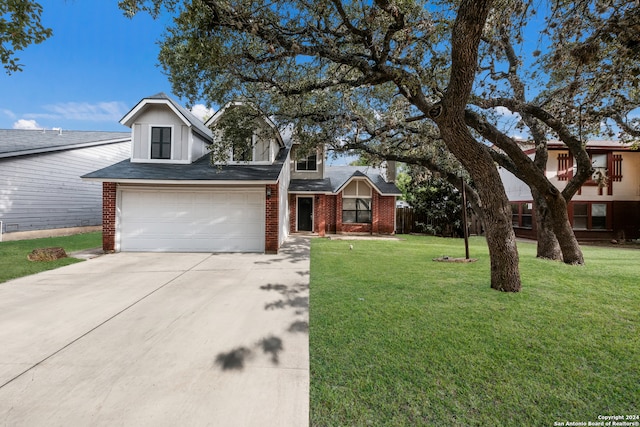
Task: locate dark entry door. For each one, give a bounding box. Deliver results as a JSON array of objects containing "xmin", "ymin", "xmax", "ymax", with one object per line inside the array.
[{"xmin": 297, "ymin": 197, "xmax": 313, "ymax": 232}]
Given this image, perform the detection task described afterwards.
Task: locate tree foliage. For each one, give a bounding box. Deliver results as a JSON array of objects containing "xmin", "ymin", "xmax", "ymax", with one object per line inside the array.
[
  {"xmin": 0, "ymin": 0, "xmax": 52, "ymax": 74},
  {"xmin": 118, "ymin": 0, "xmax": 640, "ymax": 291},
  {"xmin": 206, "ymin": 102, "xmax": 280, "ymax": 165},
  {"xmin": 402, "ymin": 166, "xmax": 465, "ymax": 237}
]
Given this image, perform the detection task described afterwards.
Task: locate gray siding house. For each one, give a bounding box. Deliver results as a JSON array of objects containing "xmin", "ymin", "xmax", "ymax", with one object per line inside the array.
[{"xmin": 0, "ymin": 129, "xmax": 131, "ymax": 236}]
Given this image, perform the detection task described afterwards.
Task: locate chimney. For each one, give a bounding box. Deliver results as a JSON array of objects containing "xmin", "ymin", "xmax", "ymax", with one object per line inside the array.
[{"xmin": 381, "ymin": 160, "xmax": 396, "ymax": 183}]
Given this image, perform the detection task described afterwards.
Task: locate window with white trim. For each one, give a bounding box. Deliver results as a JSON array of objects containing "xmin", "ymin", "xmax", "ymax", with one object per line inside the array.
[
  {"xmin": 342, "ymin": 180, "xmax": 372, "ymax": 223},
  {"xmin": 151, "ymin": 126, "xmax": 171, "ymax": 159},
  {"xmin": 296, "ymin": 153, "xmax": 317, "ymax": 171}
]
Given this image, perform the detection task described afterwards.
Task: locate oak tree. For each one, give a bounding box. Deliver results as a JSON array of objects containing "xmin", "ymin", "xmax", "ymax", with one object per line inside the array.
[
  {"xmin": 0, "ymin": 0, "xmax": 52, "ymax": 74},
  {"xmin": 118, "ymin": 0, "xmax": 639, "ymax": 291}
]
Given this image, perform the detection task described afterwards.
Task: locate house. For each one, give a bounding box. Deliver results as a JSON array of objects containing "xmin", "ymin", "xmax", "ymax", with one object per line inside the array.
[
  {"xmin": 0, "ymin": 129, "xmax": 130, "ymax": 237},
  {"xmin": 288, "ymin": 143, "xmax": 400, "ymax": 236},
  {"xmin": 499, "ymin": 140, "xmax": 640, "ymax": 241},
  {"xmin": 83, "ymin": 93, "xmax": 400, "ymax": 253}
]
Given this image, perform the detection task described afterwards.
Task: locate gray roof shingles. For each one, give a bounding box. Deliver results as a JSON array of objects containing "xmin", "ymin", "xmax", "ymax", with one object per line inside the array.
[
  {"xmin": 290, "ymin": 166, "xmax": 401, "ymax": 195},
  {"xmin": 82, "ymin": 146, "xmax": 290, "ymax": 182},
  {"xmin": 0, "ymin": 129, "xmax": 130, "ymax": 158}
]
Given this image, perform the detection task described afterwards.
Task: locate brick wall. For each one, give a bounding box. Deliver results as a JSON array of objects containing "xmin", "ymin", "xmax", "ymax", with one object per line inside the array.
[
  {"xmin": 102, "ymin": 182, "xmax": 117, "ymax": 252},
  {"xmin": 314, "ymin": 194, "xmax": 326, "ymax": 236},
  {"xmin": 287, "ymin": 192, "xmax": 395, "ymax": 235},
  {"xmin": 342, "ymin": 223, "xmax": 373, "ymax": 233},
  {"xmin": 326, "ymin": 195, "xmax": 337, "ymax": 233},
  {"xmin": 335, "ymin": 193, "xmax": 343, "ymax": 233},
  {"xmin": 376, "ymin": 195, "xmax": 396, "ymax": 234},
  {"xmin": 372, "ymin": 191, "xmax": 381, "ymax": 234},
  {"xmin": 265, "ymin": 184, "xmax": 279, "ymax": 253},
  {"xmin": 289, "ymin": 193, "xmax": 297, "ymax": 233}
]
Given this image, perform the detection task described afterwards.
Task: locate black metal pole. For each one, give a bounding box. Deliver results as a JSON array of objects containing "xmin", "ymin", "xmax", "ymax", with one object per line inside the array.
[{"xmin": 461, "ymin": 177, "xmax": 470, "ymax": 259}]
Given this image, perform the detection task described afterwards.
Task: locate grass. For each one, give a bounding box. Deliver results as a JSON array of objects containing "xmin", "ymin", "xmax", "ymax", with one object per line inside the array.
[
  {"xmin": 309, "ymin": 235, "xmax": 640, "ymax": 426},
  {"xmin": 0, "ymin": 232, "xmax": 102, "ymax": 283}
]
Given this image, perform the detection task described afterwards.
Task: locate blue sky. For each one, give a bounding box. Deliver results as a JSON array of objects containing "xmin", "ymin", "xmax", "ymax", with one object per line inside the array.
[{"xmin": 0, "ymin": 1, "xmax": 203, "ymax": 132}]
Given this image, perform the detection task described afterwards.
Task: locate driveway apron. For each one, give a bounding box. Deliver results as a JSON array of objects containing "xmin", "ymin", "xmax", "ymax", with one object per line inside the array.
[{"xmin": 0, "ymin": 236, "xmax": 310, "ymax": 427}]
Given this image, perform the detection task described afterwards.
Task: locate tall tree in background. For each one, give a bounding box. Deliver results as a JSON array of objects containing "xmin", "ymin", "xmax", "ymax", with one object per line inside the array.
[
  {"xmin": 121, "ymin": 0, "xmax": 523, "ymax": 292},
  {"xmin": 118, "ymin": 0, "xmax": 640, "ymax": 291},
  {"xmin": 0, "ymin": 0, "xmax": 52, "ymax": 74}
]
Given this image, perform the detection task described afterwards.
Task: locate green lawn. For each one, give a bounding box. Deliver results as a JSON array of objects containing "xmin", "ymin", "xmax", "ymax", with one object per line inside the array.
[
  {"xmin": 0, "ymin": 232, "xmax": 102, "ymax": 283},
  {"xmin": 310, "ymin": 235, "xmax": 639, "ymax": 426}
]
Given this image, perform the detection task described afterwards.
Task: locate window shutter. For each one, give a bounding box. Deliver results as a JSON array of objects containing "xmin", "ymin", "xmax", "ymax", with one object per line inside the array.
[
  {"xmin": 557, "ymin": 153, "xmax": 573, "ymax": 181},
  {"xmin": 611, "ymin": 154, "xmax": 623, "ymax": 182}
]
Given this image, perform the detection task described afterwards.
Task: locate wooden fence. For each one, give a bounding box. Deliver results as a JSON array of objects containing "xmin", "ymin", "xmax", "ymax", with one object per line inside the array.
[{"xmin": 395, "ymin": 207, "xmax": 483, "ymax": 236}]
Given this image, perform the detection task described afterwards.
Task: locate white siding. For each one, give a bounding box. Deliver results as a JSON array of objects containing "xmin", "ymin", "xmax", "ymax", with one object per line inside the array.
[
  {"xmin": 498, "ymin": 166, "xmax": 532, "ymax": 202},
  {"xmin": 290, "ymin": 145, "xmax": 324, "ymax": 180},
  {"xmin": 499, "ymin": 150, "xmax": 640, "ymax": 202},
  {"xmin": 614, "ymin": 152, "xmax": 640, "ymax": 200},
  {"xmin": 130, "ymin": 104, "xmax": 190, "ymax": 163},
  {"xmin": 0, "ymin": 142, "xmax": 130, "ymax": 233},
  {"xmin": 278, "ymin": 153, "xmax": 291, "ymax": 246},
  {"xmin": 191, "ymin": 133, "xmax": 210, "ymax": 161}
]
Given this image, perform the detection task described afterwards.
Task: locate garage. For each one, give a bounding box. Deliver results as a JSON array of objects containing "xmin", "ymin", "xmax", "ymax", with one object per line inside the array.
[{"xmin": 118, "ymin": 187, "xmax": 265, "ymax": 252}]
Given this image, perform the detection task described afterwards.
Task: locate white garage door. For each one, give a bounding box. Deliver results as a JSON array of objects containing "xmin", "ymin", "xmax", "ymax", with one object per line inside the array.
[{"xmin": 119, "ymin": 188, "xmax": 265, "ymax": 252}]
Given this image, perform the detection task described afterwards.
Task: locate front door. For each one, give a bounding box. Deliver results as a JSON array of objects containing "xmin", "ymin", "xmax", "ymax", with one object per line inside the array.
[{"xmin": 297, "ymin": 197, "xmax": 313, "ymax": 232}]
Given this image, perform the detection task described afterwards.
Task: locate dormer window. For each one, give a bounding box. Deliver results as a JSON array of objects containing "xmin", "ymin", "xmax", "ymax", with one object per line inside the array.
[
  {"xmin": 151, "ymin": 126, "xmax": 172, "ymax": 159},
  {"xmin": 296, "ymin": 153, "xmax": 317, "ymax": 171}
]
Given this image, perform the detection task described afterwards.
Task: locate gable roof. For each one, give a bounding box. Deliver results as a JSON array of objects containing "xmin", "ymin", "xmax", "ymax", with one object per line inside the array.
[
  {"xmin": 120, "ymin": 92, "xmax": 213, "ymax": 141},
  {"xmin": 205, "ymin": 101, "xmax": 286, "ymax": 148},
  {"xmin": 83, "ymin": 146, "xmax": 290, "ymax": 184},
  {"xmin": 0, "ymin": 129, "xmax": 130, "ymax": 159},
  {"xmin": 289, "ymin": 166, "xmax": 401, "ymax": 195}
]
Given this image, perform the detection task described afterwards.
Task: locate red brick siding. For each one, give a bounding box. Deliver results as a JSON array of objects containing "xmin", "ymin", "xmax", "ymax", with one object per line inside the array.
[
  {"xmin": 265, "ymin": 184, "xmax": 279, "ymax": 253},
  {"xmin": 102, "ymin": 182, "xmax": 117, "ymax": 252},
  {"xmin": 335, "ymin": 193, "xmax": 343, "ymax": 233},
  {"xmin": 326, "ymin": 195, "xmax": 337, "ymax": 233},
  {"xmin": 376, "ymin": 195, "xmax": 396, "ymax": 234},
  {"xmin": 288, "ymin": 192, "xmax": 395, "ymax": 235},
  {"xmin": 314, "ymin": 194, "xmax": 326, "ymax": 236},
  {"xmin": 372, "ymin": 191, "xmax": 381, "ymax": 233},
  {"xmin": 289, "ymin": 194, "xmax": 297, "ymax": 232},
  {"xmin": 342, "ymin": 223, "xmax": 372, "ymax": 233}
]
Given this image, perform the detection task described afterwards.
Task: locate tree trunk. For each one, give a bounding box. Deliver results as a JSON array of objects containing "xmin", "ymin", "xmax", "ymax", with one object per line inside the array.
[
  {"xmin": 431, "ymin": 0, "xmax": 521, "ymax": 292},
  {"xmin": 480, "ymin": 192, "xmax": 522, "ymax": 292},
  {"xmin": 530, "ymin": 188, "xmax": 563, "ymax": 261},
  {"xmin": 438, "ymin": 121, "xmax": 522, "ymax": 292},
  {"xmin": 546, "ymin": 194, "xmax": 585, "ymax": 265}
]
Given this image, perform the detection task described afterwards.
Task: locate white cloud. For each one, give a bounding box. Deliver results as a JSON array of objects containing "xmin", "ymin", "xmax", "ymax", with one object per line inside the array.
[
  {"xmin": 494, "ymin": 106, "xmax": 522, "ymax": 120},
  {"xmin": 190, "ymin": 104, "xmax": 215, "ymax": 122},
  {"xmin": 13, "ymin": 119, "xmax": 41, "ymax": 130},
  {"xmin": 26, "ymin": 101, "xmax": 128, "ymax": 122}
]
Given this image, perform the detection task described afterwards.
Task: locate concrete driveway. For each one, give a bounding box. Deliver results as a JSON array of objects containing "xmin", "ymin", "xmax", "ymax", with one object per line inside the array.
[{"xmin": 0, "ymin": 236, "xmax": 310, "ymax": 427}]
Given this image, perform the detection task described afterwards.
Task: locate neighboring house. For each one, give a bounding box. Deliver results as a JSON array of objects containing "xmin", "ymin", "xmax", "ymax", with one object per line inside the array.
[
  {"xmin": 0, "ymin": 129, "xmax": 130, "ymax": 235},
  {"xmin": 499, "ymin": 140, "xmax": 640, "ymax": 241},
  {"xmin": 83, "ymin": 93, "xmax": 400, "ymax": 253}
]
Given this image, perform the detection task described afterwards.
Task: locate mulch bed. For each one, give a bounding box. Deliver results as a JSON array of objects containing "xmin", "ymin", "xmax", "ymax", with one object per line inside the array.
[{"xmin": 27, "ymin": 247, "xmax": 67, "ymax": 262}]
